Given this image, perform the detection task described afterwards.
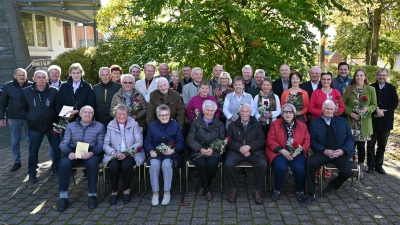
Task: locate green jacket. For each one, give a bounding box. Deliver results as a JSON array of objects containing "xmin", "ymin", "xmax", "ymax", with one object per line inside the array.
[{"xmin": 343, "ymin": 84, "xmax": 377, "ymax": 137}]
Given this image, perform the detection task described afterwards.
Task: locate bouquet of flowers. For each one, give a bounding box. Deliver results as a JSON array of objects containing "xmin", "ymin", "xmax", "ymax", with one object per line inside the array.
[
  {"xmin": 156, "ymin": 142, "xmax": 174, "ymax": 154},
  {"xmin": 193, "ymin": 137, "xmax": 231, "ymax": 161},
  {"xmin": 334, "ymin": 96, "xmax": 341, "ymax": 114},
  {"xmin": 52, "ymin": 117, "xmax": 69, "ymax": 134},
  {"xmin": 353, "ymin": 95, "xmax": 370, "ymax": 119},
  {"xmin": 192, "ymin": 109, "xmax": 200, "ymax": 120},
  {"xmin": 287, "ymin": 138, "xmax": 303, "ymax": 155},
  {"xmin": 109, "ymin": 146, "xmax": 142, "ymax": 161},
  {"xmin": 286, "ymin": 92, "xmax": 304, "ymax": 111},
  {"xmin": 213, "ymin": 88, "xmax": 227, "ymax": 108},
  {"xmin": 258, "ymin": 100, "xmax": 271, "ymax": 118},
  {"xmin": 130, "ymin": 98, "xmax": 140, "ymax": 116}
]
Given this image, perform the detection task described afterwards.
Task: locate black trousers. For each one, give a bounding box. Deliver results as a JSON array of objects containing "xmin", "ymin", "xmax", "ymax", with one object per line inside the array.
[
  {"xmin": 306, "ymin": 152, "xmax": 353, "ymax": 195},
  {"xmin": 108, "ymin": 157, "xmax": 136, "ymax": 193},
  {"xmin": 193, "ymin": 156, "xmax": 220, "ymax": 193},
  {"xmin": 224, "ymin": 151, "xmax": 268, "ymax": 191},
  {"xmin": 367, "ymin": 130, "xmax": 390, "ymax": 170},
  {"xmin": 355, "ymin": 141, "xmax": 366, "ymax": 163}
]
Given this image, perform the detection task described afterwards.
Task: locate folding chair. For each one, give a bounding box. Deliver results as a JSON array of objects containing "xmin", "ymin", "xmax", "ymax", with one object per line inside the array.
[
  {"xmin": 185, "ymin": 159, "xmax": 223, "ymax": 195},
  {"xmin": 143, "ymin": 159, "xmax": 182, "ymax": 195}
]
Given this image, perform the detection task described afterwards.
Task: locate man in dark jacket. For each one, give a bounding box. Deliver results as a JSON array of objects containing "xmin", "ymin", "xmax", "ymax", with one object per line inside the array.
[
  {"xmin": 224, "ymin": 103, "xmax": 267, "ymax": 205},
  {"xmin": 301, "ymin": 100, "xmax": 354, "ymax": 206},
  {"xmin": 272, "ymin": 64, "xmax": 292, "ymax": 99},
  {"xmin": 0, "ymin": 68, "xmax": 32, "ymax": 172},
  {"xmin": 93, "ymin": 67, "xmax": 121, "ymax": 126},
  {"xmin": 366, "ymin": 68, "xmax": 398, "ymax": 174},
  {"xmin": 21, "ymin": 70, "xmax": 60, "ymax": 183}
]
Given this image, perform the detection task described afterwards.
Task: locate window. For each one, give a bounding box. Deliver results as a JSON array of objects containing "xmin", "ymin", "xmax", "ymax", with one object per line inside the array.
[
  {"xmin": 20, "ymin": 12, "xmax": 48, "ymax": 48},
  {"xmin": 63, "ymin": 21, "xmax": 72, "ymax": 48}
]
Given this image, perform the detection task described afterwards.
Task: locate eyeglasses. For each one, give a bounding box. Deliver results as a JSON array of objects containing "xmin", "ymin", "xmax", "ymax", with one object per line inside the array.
[
  {"xmin": 158, "ymin": 114, "xmax": 170, "ymax": 117},
  {"xmin": 283, "ymin": 111, "xmax": 293, "ymax": 115},
  {"xmin": 123, "ymin": 82, "xmax": 133, "ymax": 84}
]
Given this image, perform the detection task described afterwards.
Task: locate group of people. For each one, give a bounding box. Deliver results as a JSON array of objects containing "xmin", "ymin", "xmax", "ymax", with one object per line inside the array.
[{"xmin": 0, "ymin": 61, "xmax": 397, "ymax": 211}]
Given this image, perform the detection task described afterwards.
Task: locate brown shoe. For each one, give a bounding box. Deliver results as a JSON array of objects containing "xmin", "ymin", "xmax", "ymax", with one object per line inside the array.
[
  {"xmin": 205, "ymin": 192, "xmax": 213, "ymax": 201},
  {"xmin": 198, "ymin": 187, "xmax": 204, "ymax": 196},
  {"xmin": 227, "ymin": 189, "xmax": 237, "ymax": 203},
  {"xmin": 253, "ymin": 190, "xmax": 263, "ymax": 205}
]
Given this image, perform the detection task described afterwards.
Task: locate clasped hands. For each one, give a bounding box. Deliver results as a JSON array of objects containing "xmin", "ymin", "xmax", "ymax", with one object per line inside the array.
[
  {"xmin": 374, "ymin": 108, "xmax": 386, "ymax": 118},
  {"xmin": 324, "ymin": 149, "xmax": 344, "ymax": 159},
  {"xmin": 350, "ymin": 106, "xmax": 369, "ymax": 121},
  {"xmin": 239, "ymin": 145, "xmax": 251, "ymax": 157},
  {"xmin": 259, "ymin": 112, "xmax": 272, "ymax": 123},
  {"xmin": 279, "ymin": 149, "xmax": 301, "ymax": 161},
  {"xmin": 68, "ymin": 152, "xmax": 93, "ymax": 160},
  {"xmin": 150, "ymin": 149, "xmax": 175, "ymax": 158}
]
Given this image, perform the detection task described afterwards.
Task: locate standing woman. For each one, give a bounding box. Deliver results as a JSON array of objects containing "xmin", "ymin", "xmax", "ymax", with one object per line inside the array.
[
  {"xmin": 103, "ymin": 104, "xmax": 145, "ymax": 205},
  {"xmin": 186, "ymin": 80, "xmax": 220, "ymax": 122},
  {"xmin": 343, "ymin": 68, "xmax": 377, "ymax": 178},
  {"xmin": 144, "ymin": 105, "xmax": 184, "ymax": 206},
  {"xmin": 169, "ymin": 70, "xmax": 183, "ymax": 94},
  {"xmin": 212, "ymin": 72, "xmax": 233, "ymax": 124},
  {"xmin": 252, "ymin": 77, "xmax": 281, "ymax": 137},
  {"xmin": 280, "ymin": 72, "xmax": 309, "ymax": 123}
]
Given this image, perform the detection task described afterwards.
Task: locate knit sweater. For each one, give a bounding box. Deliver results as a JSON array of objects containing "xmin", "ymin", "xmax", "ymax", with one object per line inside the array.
[{"xmin": 185, "ymin": 94, "xmax": 220, "ymax": 122}]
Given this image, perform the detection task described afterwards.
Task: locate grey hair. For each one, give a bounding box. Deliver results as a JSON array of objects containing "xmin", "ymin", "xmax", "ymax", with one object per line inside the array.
[
  {"xmin": 171, "ymin": 70, "xmax": 180, "ymax": 77},
  {"xmin": 156, "ymin": 77, "xmax": 169, "ymax": 86},
  {"xmin": 129, "ymin": 64, "xmax": 141, "ymax": 73},
  {"xmin": 14, "ymin": 68, "xmax": 27, "ymax": 76},
  {"xmin": 233, "ymin": 76, "xmax": 245, "ymax": 86},
  {"xmin": 79, "ymin": 105, "xmax": 94, "ymax": 115},
  {"xmin": 254, "ymin": 69, "xmax": 266, "ymax": 77},
  {"xmin": 281, "ymin": 103, "xmax": 297, "ymax": 117},
  {"xmin": 98, "ymin": 67, "xmax": 110, "ymax": 75},
  {"xmin": 376, "ymin": 68, "xmax": 389, "ymax": 76},
  {"xmin": 191, "ymin": 67, "xmax": 203, "ymax": 74},
  {"xmin": 34, "ymin": 70, "xmax": 48, "ymax": 77},
  {"xmin": 309, "ymin": 66, "xmax": 321, "ymax": 74},
  {"xmin": 121, "ymin": 74, "xmax": 135, "ymax": 83},
  {"xmin": 242, "ymin": 65, "xmax": 252, "ymax": 73},
  {"xmin": 218, "ymin": 72, "xmax": 232, "ymax": 85},
  {"xmin": 322, "ymin": 99, "xmax": 335, "ymax": 110},
  {"xmin": 239, "ymin": 103, "xmax": 252, "ymax": 112},
  {"xmin": 202, "ymin": 100, "xmax": 218, "ymax": 111},
  {"xmin": 262, "ymin": 76, "xmax": 273, "ymax": 85},
  {"xmin": 213, "ymin": 64, "xmax": 224, "ymax": 71},
  {"xmin": 156, "ymin": 104, "xmax": 171, "ymax": 116},
  {"xmin": 112, "ymin": 103, "xmax": 130, "ymax": 117},
  {"xmin": 48, "ymin": 65, "xmax": 61, "ymax": 74}
]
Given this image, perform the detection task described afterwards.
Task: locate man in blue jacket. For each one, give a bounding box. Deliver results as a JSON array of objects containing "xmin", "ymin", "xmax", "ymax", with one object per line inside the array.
[{"xmin": 301, "ymin": 100, "xmax": 354, "ymax": 206}]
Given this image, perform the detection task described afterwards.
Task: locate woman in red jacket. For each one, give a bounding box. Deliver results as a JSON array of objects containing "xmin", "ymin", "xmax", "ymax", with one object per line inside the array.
[{"xmin": 266, "ymin": 103, "xmax": 310, "ymax": 202}]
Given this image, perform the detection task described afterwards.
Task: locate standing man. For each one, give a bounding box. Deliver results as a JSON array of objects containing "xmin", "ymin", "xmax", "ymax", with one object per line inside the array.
[
  {"xmin": 136, "ymin": 63, "xmax": 158, "ymax": 102},
  {"xmin": 332, "ymin": 62, "xmax": 352, "ymax": 95},
  {"xmin": 242, "ymin": 65, "xmax": 255, "ymax": 92},
  {"xmin": 182, "ymin": 67, "xmax": 212, "ymax": 107},
  {"xmin": 247, "ymin": 69, "xmax": 266, "ymax": 98},
  {"xmin": 48, "ymin": 65, "xmax": 63, "ymax": 88},
  {"xmin": 93, "ymin": 67, "xmax": 122, "ymax": 126},
  {"xmin": 272, "ymin": 64, "xmax": 291, "ymax": 99},
  {"xmin": 300, "ymin": 66, "xmax": 321, "ymax": 100},
  {"xmin": 0, "ymin": 68, "xmax": 32, "ymax": 172},
  {"xmin": 155, "ymin": 63, "xmax": 171, "ymax": 81},
  {"xmin": 21, "ymin": 70, "xmax": 61, "ymax": 183},
  {"xmin": 180, "ymin": 64, "xmax": 192, "ymax": 86},
  {"xmin": 210, "ymin": 64, "xmax": 223, "ymax": 90},
  {"xmin": 366, "ymin": 68, "xmax": 398, "ymax": 174}
]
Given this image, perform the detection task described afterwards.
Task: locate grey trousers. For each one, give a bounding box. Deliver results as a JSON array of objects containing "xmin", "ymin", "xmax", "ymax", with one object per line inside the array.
[{"xmin": 150, "ymin": 158, "xmax": 173, "ymax": 192}]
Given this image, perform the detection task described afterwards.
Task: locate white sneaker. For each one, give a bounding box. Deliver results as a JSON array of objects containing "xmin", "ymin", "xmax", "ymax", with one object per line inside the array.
[
  {"xmin": 161, "ymin": 194, "xmax": 171, "ymax": 205},
  {"xmin": 151, "ymin": 195, "xmax": 159, "ymax": 206}
]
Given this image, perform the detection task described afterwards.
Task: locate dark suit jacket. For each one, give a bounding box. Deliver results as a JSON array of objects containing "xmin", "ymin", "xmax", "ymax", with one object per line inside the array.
[
  {"xmin": 300, "ymin": 81, "xmax": 315, "ymax": 101},
  {"xmin": 272, "ymin": 78, "xmax": 291, "ymax": 99},
  {"xmin": 370, "ymin": 82, "xmax": 398, "ymax": 131}
]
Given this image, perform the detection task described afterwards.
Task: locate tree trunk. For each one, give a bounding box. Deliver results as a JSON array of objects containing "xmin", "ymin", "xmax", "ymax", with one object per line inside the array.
[
  {"xmin": 319, "ymin": 34, "xmax": 326, "ymax": 71},
  {"xmin": 365, "ymin": 8, "xmax": 373, "ymax": 65},
  {"xmin": 370, "ymin": 6, "xmax": 382, "ymax": 66}
]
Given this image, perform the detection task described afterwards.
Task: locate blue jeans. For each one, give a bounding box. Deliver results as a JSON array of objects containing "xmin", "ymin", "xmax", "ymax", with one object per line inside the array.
[
  {"xmin": 8, "ymin": 119, "xmax": 30, "ymax": 163},
  {"xmin": 48, "ymin": 133, "xmax": 63, "ymax": 161},
  {"xmin": 27, "ymin": 129, "xmax": 61, "ymax": 175},
  {"xmin": 273, "ymin": 154, "xmax": 306, "ymax": 192}
]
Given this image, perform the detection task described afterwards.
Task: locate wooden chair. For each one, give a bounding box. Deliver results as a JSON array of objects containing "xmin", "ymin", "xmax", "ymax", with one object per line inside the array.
[
  {"xmin": 185, "ymin": 159, "xmax": 223, "ymax": 195},
  {"xmin": 235, "ymin": 161, "xmax": 267, "ymax": 194},
  {"xmin": 143, "ymin": 159, "xmax": 182, "ymax": 195}
]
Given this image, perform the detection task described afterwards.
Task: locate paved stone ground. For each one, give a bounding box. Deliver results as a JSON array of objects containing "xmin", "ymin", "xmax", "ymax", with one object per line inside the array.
[{"xmin": 0, "ymin": 125, "xmax": 399, "ymax": 225}]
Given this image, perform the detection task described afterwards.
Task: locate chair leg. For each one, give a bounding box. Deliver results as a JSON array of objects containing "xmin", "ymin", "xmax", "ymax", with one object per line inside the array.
[
  {"xmin": 357, "ymin": 164, "xmax": 360, "ymax": 200},
  {"xmin": 138, "ymin": 165, "xmax": 141, "ymax": 196},
  {"xmin": 144, "ymin": 165, "xmax": 147, "ymax": 195},
  {"xmin": 72, "ymin": 172, "xmax": 76, "ymax": 186},
  {"xmin": 103, "ymin": 168, "xmax": 107, "ymax": 197},
  {"xmin": 179, "ymin": 168, "xmax": 182, "ymax": 194},
  {"xmin": 220, "ymin": 163, "xmax": 223, "ymax": 196},
  {"xmin": 186, "ymin": 163, "xmax": 189, "ymax": 194},
  {"xmin": 269, "ymin": 167, "xmax": 272, "ymax": 193},
  {"xmin": 320, "ymin": 167, "xmax": 323, "ymax": 197}
]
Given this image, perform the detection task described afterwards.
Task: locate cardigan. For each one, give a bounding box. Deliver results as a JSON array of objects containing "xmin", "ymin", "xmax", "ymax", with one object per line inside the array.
[{"xmin": 280, "ymin": 89, "xmax": 309, "ymax": 121}]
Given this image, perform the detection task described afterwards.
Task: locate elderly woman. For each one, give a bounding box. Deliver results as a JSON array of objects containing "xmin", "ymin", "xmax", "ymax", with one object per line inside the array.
[
  {"xmin": 252, "ymin": 77, "xmax": 281, "ymax": 137},
  {"xmin": 110, "ymin": 64, "xmax": 122, "ymax": 83},
  {"xmin": 129, "ymin": 64, "xmax": 141, "ymax": 82},
  {"xmin": 187, "ymin": 100, "xmax": 225, "ymax": 201},
  {"xmin": 223, "ymin": 76, "xmax": 254, "ymax": 129},
  {"xmin": 280, "ymin": 72, "xmax": 309, "ymax": 123},
  {"xmin": 266, "ymin": 103, "xmax": 310, "ymax": 202},
  {"xmin": 169, "ymin": 70, "xmax": 183, "ymax": 94},
  {"xmin": 110, "ymin": 74, "xmax": 148, "ymax": 131},
  {"xmin": 186, "ymin": 80, "xmax": 220, "ymax": 122},
  {"xmin": 144, "ymin": 104, "xmax": 184, "ymax": 206},
  {"xmin": 103, "ymin": 104, "xmax": 145, "ymax": 205},
  {"xmin": 343, "ymin": 68, "xmax": 377, "ymax": 178},
  {"xmin": 213, "ymin": 72, "xmax": 233, "ymax": 123}
]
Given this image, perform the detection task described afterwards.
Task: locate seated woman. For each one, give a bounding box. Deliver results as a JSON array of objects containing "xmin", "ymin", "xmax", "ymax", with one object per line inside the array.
[
  {"xmin": 266, "ymin": 103, "xmax": 310, "ymax": 202},
  {"xmin": 103, "ymin": 104, "xmax": 145, "ymax": 205},
  {"xmin": 144, "ymin": 104, "xmax": 184, "ymax": 206},
  {"xmin": 186, "ymin": 80, "xmax": 220, "ymax": 122},
  {"xmin": 187, "ymin": 100, "xmax": 225, "ymax": 201}
]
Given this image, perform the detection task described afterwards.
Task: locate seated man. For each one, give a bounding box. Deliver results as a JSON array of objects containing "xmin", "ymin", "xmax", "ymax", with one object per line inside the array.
[
  {"xmin": 224, "ymin": 103, "xmax": 267, "ymax": 205},
  {"xmin": 57, "ymin": 106, "xmax": 106, "ymax": 212},
  {"xmin": 301, "ymin": 100, "xmax": 355, "ymax": 206}
]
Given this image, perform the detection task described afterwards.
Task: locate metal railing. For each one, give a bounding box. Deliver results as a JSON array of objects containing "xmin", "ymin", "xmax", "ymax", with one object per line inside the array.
[{"xmin": 25, "ymin": 58, "xmax": 52, "ymax": 74}]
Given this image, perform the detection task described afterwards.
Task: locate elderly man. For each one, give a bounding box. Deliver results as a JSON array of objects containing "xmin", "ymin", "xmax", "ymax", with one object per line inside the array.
[
  {"xmin": 301, "ymin": 100, "xmax": 354, "ymax": 206},
  {"xmin": 93, "ymin": 67, "xmax": 121, "ymax": 126},
  {"xmin": 146, "ymin": 78, "xmax": 185, "ymax": 127},
  {"xmin": 182, "ymin": 67, "xmax": 213, "ymax": 107},
  {"xmin": 242, "ymin": 65, "xmax": 256, "ymax": 92},
  {"xmin": 0, "ymin": 68, "xmax": 32, "ymax": 172},
  {"xmin": 155, "ymin": 63, "xmax": 171, "ymax": 81},
  {"xmin": 210, "ymin": 64, "xmax": 223, "ymax": 90},
  {"xmin": 224, "ymin": 103, "xmax": 267, "ymax": 205},
  {"xmin": 272, "ymin": 64, "xmax": 292, "ymax": 99},
  {"xmin": 247, "ymin": 69, "xmax": 266, "ymax": 97},
  {"xmin": 129, "ymin": 64, "xmax": 141, "ymax": 82},
  {"xmin": 57, "ymin": 106, "xmax": 106, "ymax": 212},
  {"xmin": 332, "ymin": 62, "xmax": 352, "ymax": 95},
  {"xmin": 20, "ymin": 70, "xmax": 60, "ymax": 183},
  {"xmin": 180, "ymin": 64, "xmax": 193, "ymax": 86},
  {"xmin": 136, "ymin": 63, "xmax": 158, "ymax": 102},
  {"xmin": 300, "ymin": 66, "xmax": 321, "ymax": 100},
  {"xmin": 48, "ymin": 65, "xmax": 63, "ymax": 88},
  {"xmin": 366, "ymin": 68, "xmax": 398, "ymax": 174}
]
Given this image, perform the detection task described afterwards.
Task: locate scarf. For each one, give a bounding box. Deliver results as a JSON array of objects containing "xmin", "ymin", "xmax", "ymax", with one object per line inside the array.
[
  {"xmin": 258, "ymin": 90, "xmax": 277, "ymax": 111},
  {"xmin": 122, "ymin": 89, "xmax": 134, "ymax": 107}
]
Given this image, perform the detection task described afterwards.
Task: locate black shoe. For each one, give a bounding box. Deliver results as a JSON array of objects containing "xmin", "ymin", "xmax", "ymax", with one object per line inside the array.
[
  {"xmin": 366, "ymin": 168, "xmax": 374, "ymax": 173},
  {"xmin": 376, "ymin": 167, "xmax": 386, "ymax": 175},
  {"xmin": 322, "ymin": 180, "xmax": 334, "ymax": 197},
  {"xmin": 123, "ymin": 194, "xmax": 131, "ymax": 204},
  {"xmin": 29, "ymin": 174, "xmax": 38, "ymax": 183},
  {"xmin": 300, "ymin": 195, "xmax": 316, "ymax": 206},
  {"xmin": 271, "ymin": 191, "xmax": 280, "ymax": 201},
  {"xmin": 57, "ymin": 198, "xmax": 69, "ymax": 212},
  {"xmin": 253, "ymin": 190, "xmax": 263, "ymax": 205},
  {"xmin": 296, "ymin": 192, "xmax": 305, "ymax": 202},
  {"xmin": 227, "ymin": 189, "xmax": 237, "ymax": 203},
  {"xmin": 10, "ymin": 163, "xmax": 21, "ymax": 172},
  {"xmin": 110, "ymin": 195, "xmax": 117, "ymax": 205},
  {"xmin": 88, "ymin": 196, "xmax": 98, "ymax": 209}
]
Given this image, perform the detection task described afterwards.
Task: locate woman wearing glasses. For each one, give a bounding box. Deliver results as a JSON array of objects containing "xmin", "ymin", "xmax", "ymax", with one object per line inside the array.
[{"xmin": 110, "ymin": 74, "xmax": 148, "ymax": 131}]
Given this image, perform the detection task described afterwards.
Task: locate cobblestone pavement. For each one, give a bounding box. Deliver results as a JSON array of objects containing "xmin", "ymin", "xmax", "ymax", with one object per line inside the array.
[{"xmin": 0, "ymin": 125, "xmax": 399, "ymax": 225}]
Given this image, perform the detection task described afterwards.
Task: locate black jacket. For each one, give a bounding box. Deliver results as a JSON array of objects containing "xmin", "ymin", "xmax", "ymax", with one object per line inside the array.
[
  {"xmin": 56, "ymin": 76, "xmax": 95, "ymax": 121},
  {"xmin": 21, "ymin": 83, "xmax": 58, "ymax": 132},
  {"xmin": 0, "ymin": 79, "xmax": 32, "ymax": 119},
  {"xmin": 93, "ymin": 80, "xmax": 121, "ymax": 125},
  {"xmin": 226, "ymin": 116, "xmax": 266, "ymax": 159},
  {"xmin": 272, "ymin": 78, "xmax": 291, "ymax": 99},
  {"xmin": 299, "ymin": 81, "xmax": 314, "ymax": 101},
  {"xmin": 370, "ymin": 82, "xmax": 398, "ymax": 131}
]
